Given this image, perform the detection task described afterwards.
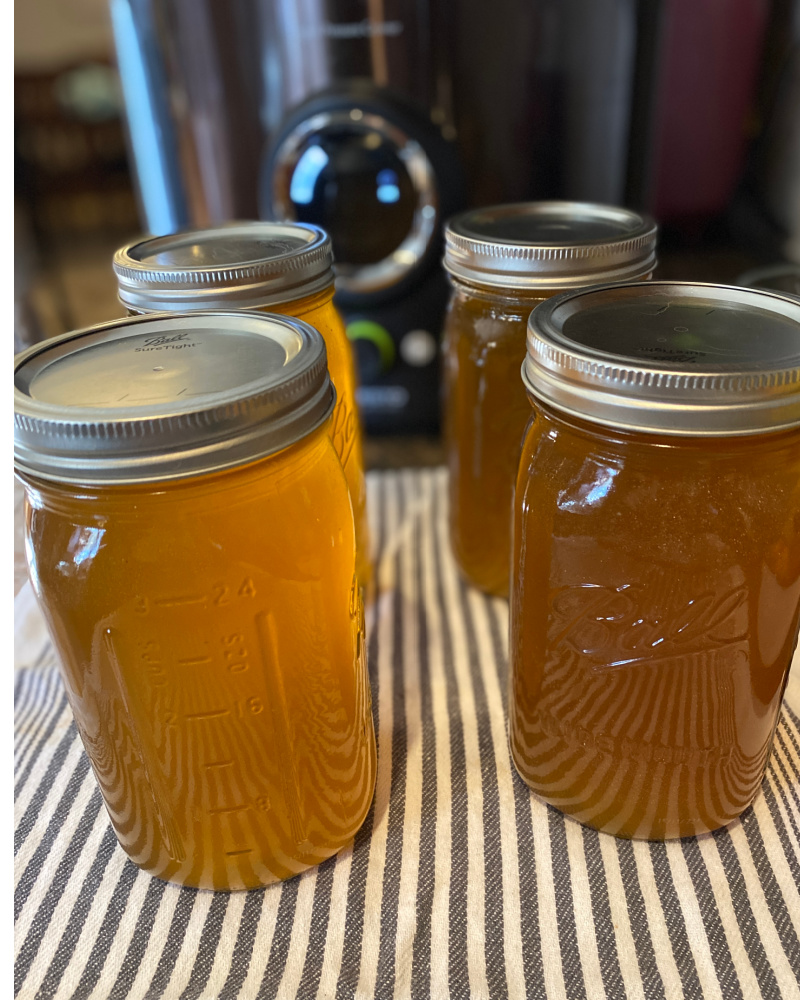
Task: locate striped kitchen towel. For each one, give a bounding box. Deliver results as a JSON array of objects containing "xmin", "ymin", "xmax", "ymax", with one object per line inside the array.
[{"xmin": 14, "ymin": 467, "xmax": 800, "ymax": 999}]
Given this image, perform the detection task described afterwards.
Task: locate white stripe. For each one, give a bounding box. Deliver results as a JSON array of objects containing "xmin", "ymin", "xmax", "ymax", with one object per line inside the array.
[
  {"xmin": 664, "ymin": 840, "xmax": 724, "ymax": 1000},
  {"xmin": 14, "ymin": 669, "xmax": 61, "ymax": 769},
  {"xmin": 467, "ymin": 589, "xmax": 526, "ymax": 1000},
  {"xmin": 438, "ymin": 478, "xmax": 489, "ymax": 1000},
  {"xmin": 563, "ymin": 818, "xmax": 606, "ymax": 998},
  {"xmin": 14, "ymin": 766, "xmax": 98, "ymax": 956},
  {"xmin": 143, "ymin": 888, "xmax": 214, "ymax": 998},
  {"xmin": 728, "ymin": 820, "xmax": 800, "ymax": 998},
  {"xmin": 393, "ymin": 470, "xmax": 425, "ymax": 1000},
  {"xmin": 755, "ymin": 776, "xmax": 800, "ymax": 943},
  {"xmin": 232, "ymin": 882, "xmax": 283, "ymax": 997},
  {"xmin": 355, "ymin": 473, "xmax": 398, "ymax": 1000},
  {"xmin": 14, "ymin": 806, "xmax": 111, "ymax": 999},
  {"xmin": 314, "ymin": 844, "xmax": 354, "ymax": 999},
  {"xmin": 14, "ymin": 699, "xmax": 75, "ymax": 808},
  {"xmin": 530, "ymin": 799, "xmax": 567, "ymax": 1000},
  {"xmin": 50, "ymin": 845, "xmax": 132, "ymax": 1000},
  {"xmin": 427, "ymin": 468, "xmax": 452, "ymax": 1000},
  {"xmin": 14, "ymin": 724, "xmax": 83, "ymax": 857},
  {"xmin": 597, "ymin": 835, "xmax": 646, "ymax": 1000},
  {"xmin": 124, "ymin": 884, "xmax": 185, "ymax": 1000},
  {"xmin": 82, "ymin": 869, "xmax": 155, "ymax": 1000},
  {"xmin": 695, "ymin": 833, "xmax": 765, "ymax": 1000},
  {"xmin": 765, "ymin": 763, "xmax": 800, "ymax": 856},
  {"xmin": 190, "ymin": 891, "xmax": 247, "ymax": 999},
  {"xmin": 275, "ymin": 867, "xmax": 319, "ymax": 999},
  {"xmin": 630, "ymin": 843, "xmax": 685, "ymax": 1000}
]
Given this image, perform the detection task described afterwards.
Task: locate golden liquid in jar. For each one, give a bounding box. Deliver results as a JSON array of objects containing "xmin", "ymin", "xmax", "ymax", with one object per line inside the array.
[
  {"xmin": 129, "ymin": 286, "xmax": 371, "ymax": 586},
  {"xmin": 509, "ymin": 404, "xmax": 800, "ymax": 839},
  {"xmin": 442, "ymin": 283, "xmax": 547, "ymax": 596},
  {"xmin": 22, "ymin": 427, "xmax": 376, "ymax": 889},
  {"xmin": 267, "ymin": 288, "xmax": 371, "ymax": 586}
]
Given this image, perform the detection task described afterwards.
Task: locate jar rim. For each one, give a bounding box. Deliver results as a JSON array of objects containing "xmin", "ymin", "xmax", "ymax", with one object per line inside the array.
[
  {"xmin": 113, "ymin": 221, "xmax": 334, "ymax": 311},
  {"xmin": 444, "ymin": 201, "xmax": 657, "ymax": 289},
  {"xmin": 524, "ymin": 281, "xmax": 800, "ymax": 436}
]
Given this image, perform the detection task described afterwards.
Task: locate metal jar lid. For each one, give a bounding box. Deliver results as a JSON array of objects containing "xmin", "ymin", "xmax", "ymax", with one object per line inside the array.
[
  {"xmin": 523, "ymin": 281, "xmax": 800, "ymax": 436},
  {"xmin": 113, "ymin": 221, "xmax": 334, "ymax": 312},
  {"xmin": 14, "ymin": 311, "xmax": 335, "ymax": 484},
  {"xmin": 444, "ymin": 201, "xmax": 657, "ymax": 291}
]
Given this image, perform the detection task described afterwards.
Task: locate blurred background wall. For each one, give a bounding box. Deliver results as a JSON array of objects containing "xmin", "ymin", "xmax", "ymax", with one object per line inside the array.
[{"xmin": 14, "ymin": 0, "xmax": 800, "ymax": 428}]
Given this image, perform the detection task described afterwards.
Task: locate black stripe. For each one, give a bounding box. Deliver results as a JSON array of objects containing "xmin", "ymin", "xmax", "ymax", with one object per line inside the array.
[
  {"xmin": 616, "ymin": 839, "xmax": 667, "ymax": 1000},
  {"xmin": 14, "ymin": 668, "xmax": 56, "ymax": 765},
  {"xmin": 14, "ymin": 753, "xmax": 93, "ymax": 918},
  {"xmin": 135, "ymin": 887, "xmax": 200, "ymax": 999},
  {"xmin": 711, "ymin": 825, "xmax": 781, "ymax": 998},
  {"xmin": 106, "ymin": 877, "xmax": 169, "ymax": 999},
  {"xmin": 429, "ymin": 476, "xmax": 470, "ymax": 999},
  {"xmin": 67, "ymin": 860, "xmax": 143, "ymax": 1000},
  {"xmin": 779, "ymin": 707, "xmax": 800, "ymax": 772},
  {"xmin": 176, "ymin": 892, "xmax": 231, "ymax": 999},
  {"xmin": 15, "ymin": 723, "xmax": 81, "ymax": 855},
  {"xmin": 374, "ymin": 473, "xmax": 410, "ymax": 998},
  {"xmin": 456, "ymin": 579, "xmax": 509, "ymax": 999},
  {"xmin": 772, "ymin": 728, "xmax": 800, "ymax": 818},
  {"xmin": 255, "ymin": 875, "xmax": 300, "ymax": 998},
  {"xmin": 582, "ymin": 826, "xmax": 628, "ymax": 999},
  {"xmin": 411, "ymin": 473, "xmax": 438, "ymax": 999},
  {"xmin": 760, "ymin": 779, "xmax": 800, "ymax": 888},
  {"xmin": 15, "ymin": 657, "xmax": 62, "ymax": 755},
  {"xmin": 679, "ymin": 837, "xmax": 745, "ymax": 1000},
  {"xmin": 738, "ymin": 804, "xmax": 800, "ymax": 968},
  {"xmin": 295, "ymin": 854, "xmax": 337, "ymax": 996},
  {"xmin": 548, "ymin": 808, "xmax": 587, "ymax": 1000},
  {"xmin": 335, "ymin": 472, "xmax": 388, "ymax": 1000},
  {"xmin": 647, "ymin": 842, "xmax": 704, "ymax": 1000},
  {"xmin": 487, "ymin": 594, "xmax": 548, "ymax": 999},
  {"xmin": 26, "ymin": 823, "xmax": 120, "ymax": 1000},
  {"xmin": 14, "ymin": 691, "xmax": 70, "ymax": 798},
  {"xmin": 218, "ymin": 889, "xmax": 267, "ymax": 999},
  {"xmin": 14, "ymin": 787, "xmax": 104, "ymax": 995}
]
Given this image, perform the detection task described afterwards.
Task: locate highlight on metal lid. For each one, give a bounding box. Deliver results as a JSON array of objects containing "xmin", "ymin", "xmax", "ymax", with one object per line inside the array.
[
  {"xmin": 14, "ymin": 311, "xmax": 335, "ymax": 484},
  {"xmin": 443, "ymin": 201, "xmax": 657, "ymax": 290},
  {"xmin": 113, "ymin": 221, "xmax": 334, "ymax": 311},
  {"xmin": 523, "ymin": 281, "xmax": 800, "ymax": 436}
]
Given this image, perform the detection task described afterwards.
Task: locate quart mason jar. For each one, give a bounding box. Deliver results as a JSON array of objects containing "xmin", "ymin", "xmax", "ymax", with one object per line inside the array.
[
  {"xmin": 113, "ymin": 221, "xmax": 371, "ymax": 585},
  {"xmin": 510, "ymin": 282, "xmax": 800, "ymax": 840},
  {"xmin": 442, "ymin": 202, "xmax": 657, "ymax": 596},
  {"xmin": 14, "ymin": 312, "xmax": 376, "ymax": 889}
]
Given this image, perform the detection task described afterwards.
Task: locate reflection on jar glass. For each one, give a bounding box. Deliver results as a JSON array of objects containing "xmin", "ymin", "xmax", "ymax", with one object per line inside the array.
[
  {"xmin": 15, "ymin": 311, "xmax": 376, "ymax": 889},
  {"xmin": 442, "ymin": 202, "xmax": 657, "ymax": 597},
  {"xmin": 510, "ymin": 281, "xmax": 800, "ymax": 839}
]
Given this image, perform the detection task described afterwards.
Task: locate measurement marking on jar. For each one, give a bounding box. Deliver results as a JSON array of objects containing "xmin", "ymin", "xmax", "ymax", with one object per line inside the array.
[
  {"xmin": 177, "ymin": 656, "xmax": 212, "ymax": 666},
  {"xmin": 154, "ymin": 595, "xmax": 206, "ymax": 607},
  {"xmin": 186, "ymin": 709, "xmax": 230, "ymax": 721},
  {"xmin": 226, "ymin": 849, "xmax": 253, "ymax": 856},
  {"xmin": 208, "ymin": 804, "xmax": 248, "ymax": 814},
  {"xmin": 204, "ymin": 759, "xmax": 234, "ymax": 769}
]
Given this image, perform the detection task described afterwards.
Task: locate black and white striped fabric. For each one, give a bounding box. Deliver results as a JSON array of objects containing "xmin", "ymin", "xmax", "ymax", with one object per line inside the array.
[{"xmin": 14, "ymin": 468, "xmax": 800, "ymax": 999}]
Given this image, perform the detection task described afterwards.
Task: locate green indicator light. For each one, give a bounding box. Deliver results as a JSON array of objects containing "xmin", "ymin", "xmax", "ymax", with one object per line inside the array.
[{"xmin": 346, "ymin": 320, "xmax": 396, "ymax": 372}]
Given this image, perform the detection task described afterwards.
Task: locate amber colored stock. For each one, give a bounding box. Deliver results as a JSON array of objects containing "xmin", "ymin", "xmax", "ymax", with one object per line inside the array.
[
  {"xmin": 443, "ymin": 282, "xmax": 547, "ymax": 596},
  {"xmin": 132, "ymin": 285, "xmax": 371, "ymax": 586},
  {"xmin": 509, "ymin": 402, "xmax": 800, "ymax": 839},
  {"xmin": 22, "ymin": 426, "xmax": 376, "ymax": 889}
]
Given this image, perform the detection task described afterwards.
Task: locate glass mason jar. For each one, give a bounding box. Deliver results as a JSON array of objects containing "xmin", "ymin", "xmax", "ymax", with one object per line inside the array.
[
  {"xmin": 510, "ymin": 281, "xmax": 800, "ymax": 840},
  {"xmin": 113, "ymin": 221, "xmax": 371, "ymax": 585},
  {"xmin": 442, "ymin": 202, "xmax": 657, "ymax": 596},
  {"xmin": 14, "ymin": 312, "xmax": 376, "ymax": 889}
]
